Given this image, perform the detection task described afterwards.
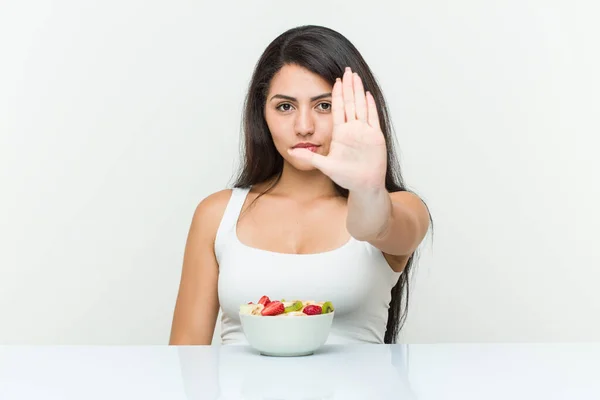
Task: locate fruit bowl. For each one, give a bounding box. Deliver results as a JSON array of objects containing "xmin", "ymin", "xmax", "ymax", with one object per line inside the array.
[{"xmin": 239, "ymin": 296, "xmax": 335, "ymax": 357}]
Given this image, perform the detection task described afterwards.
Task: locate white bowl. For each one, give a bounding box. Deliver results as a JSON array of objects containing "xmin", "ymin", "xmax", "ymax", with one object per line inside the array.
[{"xmin": 239, "ymin": 312, "xmax": 334, "ymax": 357}]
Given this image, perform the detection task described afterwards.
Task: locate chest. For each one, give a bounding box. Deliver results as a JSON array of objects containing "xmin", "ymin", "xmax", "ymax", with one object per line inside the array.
[
  {"xmin": 236, "ymin": 195, "xmax": 350, "ymax": 255},
  {"xmin": 217, "ymin": 240, "xmax": 390, "ymax": 320}
]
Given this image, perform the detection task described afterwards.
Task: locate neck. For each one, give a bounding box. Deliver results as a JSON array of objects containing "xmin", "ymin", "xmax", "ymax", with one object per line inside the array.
[{"xmin": 267, "ymin": 161, "xmax": 339, "ymax": 201}]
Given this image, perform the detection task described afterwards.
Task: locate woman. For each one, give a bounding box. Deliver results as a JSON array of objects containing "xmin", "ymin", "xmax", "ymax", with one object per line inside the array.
[{"xmin": 169, "ymin": 25, "xmax": 431, "ymax": 346}]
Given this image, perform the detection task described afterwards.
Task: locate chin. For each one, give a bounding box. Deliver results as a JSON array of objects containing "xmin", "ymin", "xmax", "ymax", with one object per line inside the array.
[{"xmin": 284, "ymin": 158, "xmax": 317, "ymax": 172}]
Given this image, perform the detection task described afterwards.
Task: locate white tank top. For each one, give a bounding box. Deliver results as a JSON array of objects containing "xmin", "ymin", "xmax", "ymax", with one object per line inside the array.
[{"xmin": 215, "ymin": 187, "xmax": 402, "ymax": 345}]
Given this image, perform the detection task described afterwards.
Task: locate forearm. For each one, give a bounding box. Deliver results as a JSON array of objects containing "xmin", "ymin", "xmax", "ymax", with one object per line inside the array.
[
  {"xmin": 346, "ymin": 188, "xmax": 391, "ymax": 241},
  {"xmin": 346, "ymin": 188, "xmax": 421, "ymax": 256}
]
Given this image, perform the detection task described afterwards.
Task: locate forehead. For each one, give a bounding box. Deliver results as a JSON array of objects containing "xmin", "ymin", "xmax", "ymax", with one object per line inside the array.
[{"xmin": 268, "ymin": 64, "xmax": 331, "ymax": 96}]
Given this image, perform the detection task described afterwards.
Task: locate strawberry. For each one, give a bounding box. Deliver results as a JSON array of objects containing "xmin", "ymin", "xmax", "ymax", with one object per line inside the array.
[
  {"xmin": 303, "ymin": 305, "xmax": 323, "ymax": 315},
  {"xmin": 258, "ymin": 295, "xmax": 271, "ymax": 306},
  {"xmin": 261, "ymin": 301, "xmax": 284, "ymax": 316}
]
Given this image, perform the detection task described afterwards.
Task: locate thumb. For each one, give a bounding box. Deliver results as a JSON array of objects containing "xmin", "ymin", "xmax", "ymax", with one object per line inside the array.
[{"xmin": 287, "ymin": 148, "xmax": 331, "ymax": 172}]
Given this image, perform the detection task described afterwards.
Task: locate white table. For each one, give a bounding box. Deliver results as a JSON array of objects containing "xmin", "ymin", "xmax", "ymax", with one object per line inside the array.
[{"xmin": 1, "ymin": 343, "xmax": 599, "ymax": 399}]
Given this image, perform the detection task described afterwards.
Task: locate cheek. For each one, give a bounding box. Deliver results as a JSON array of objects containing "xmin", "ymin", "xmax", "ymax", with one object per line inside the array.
[
  {"xmin": 265, "ymin": 113, "xmax": 292, "ymax": 143},
  {"xmin": 267, "ymin": 121, "xmax": 288, "ymax": 148}
]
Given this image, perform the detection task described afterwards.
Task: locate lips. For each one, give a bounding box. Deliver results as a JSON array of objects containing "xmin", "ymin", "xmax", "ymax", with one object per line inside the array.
[{"xmin": 292, "ymin": 143, "xmax": 320, "ymax": 153}]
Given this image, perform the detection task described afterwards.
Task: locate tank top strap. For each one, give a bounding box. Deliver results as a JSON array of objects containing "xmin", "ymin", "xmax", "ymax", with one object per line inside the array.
[{"xmin": 214, "ymin": 187, "xmax": 251, "ymax": 261}]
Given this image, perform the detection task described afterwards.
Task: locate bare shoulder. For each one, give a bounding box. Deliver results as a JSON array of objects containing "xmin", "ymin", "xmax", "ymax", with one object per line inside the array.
[
  {"xmin": 190, "ymin": 189, "xmax": 233, "ymax": 241},
  {"xmin": 195, "ymin": 189, "xmax": 233, "ymax": 215}
]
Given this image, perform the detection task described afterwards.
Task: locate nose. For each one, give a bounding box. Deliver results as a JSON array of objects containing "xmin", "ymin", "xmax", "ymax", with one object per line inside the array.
[{"xmin": 294, "ymin": 107, "xmax": 315, "ymax": 137}]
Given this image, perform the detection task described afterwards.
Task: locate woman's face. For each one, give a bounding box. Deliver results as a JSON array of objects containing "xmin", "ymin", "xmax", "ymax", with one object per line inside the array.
[{"xmin": 264, "ymin": 64, "xmax": 334, "ymax": 171}]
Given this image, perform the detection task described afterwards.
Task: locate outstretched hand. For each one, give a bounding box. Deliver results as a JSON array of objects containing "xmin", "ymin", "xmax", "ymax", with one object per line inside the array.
[{"xmin": 287, "ymin": 67, "xmax": 388, "ymax": 192}]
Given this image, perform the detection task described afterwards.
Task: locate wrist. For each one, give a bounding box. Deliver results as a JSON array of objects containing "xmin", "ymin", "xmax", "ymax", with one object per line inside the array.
[{"xmin": 346, "ymin": 187, "xmax": 391, "ymax": 241}]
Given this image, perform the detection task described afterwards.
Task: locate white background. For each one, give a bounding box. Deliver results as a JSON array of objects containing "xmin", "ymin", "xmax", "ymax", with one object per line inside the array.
[{"xmin": 0, "ymin": 0, "xmax": 598, "ymax": 345}]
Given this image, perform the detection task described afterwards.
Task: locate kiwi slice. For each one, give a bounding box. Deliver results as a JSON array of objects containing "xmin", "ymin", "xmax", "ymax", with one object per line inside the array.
[
  {"xmin": 284, "ymin": 301, "xmax": 303, "ymax": 313},
  {"xmin": 321, "ymin": 301, "xmax": 334, "ymax": 314}
]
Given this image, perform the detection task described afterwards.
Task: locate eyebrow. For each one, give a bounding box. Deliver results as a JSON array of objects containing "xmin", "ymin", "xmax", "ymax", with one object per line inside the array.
[{"xmin": 269, "ymin": 93, "xmax": 332, "ymax": 102}]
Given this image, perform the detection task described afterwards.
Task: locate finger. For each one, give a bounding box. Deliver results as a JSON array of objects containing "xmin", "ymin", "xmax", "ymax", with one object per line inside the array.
[
  {"xmin": 287, "ymin": 148, "xmax": 331, "ymax": 172},
  {"xmin": 342, "ymin": 67, "xmax": 355, "ymax": 121},
  {"xmin": 353, "ymin": 73, "xmax": 367, "ymax": 122},
  {"xmin": 331, "ymin": 78, "xmax": 344, "ymax": 126},
  {"xmin": 366, "ymin": 91, "xmax": 381, "ymax": 131}
]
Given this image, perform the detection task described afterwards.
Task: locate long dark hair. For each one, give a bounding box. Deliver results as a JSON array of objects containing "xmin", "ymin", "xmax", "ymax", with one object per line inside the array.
[{"xmin": 230, "ymin": 25, "xmax": 432, "ymax": 344}]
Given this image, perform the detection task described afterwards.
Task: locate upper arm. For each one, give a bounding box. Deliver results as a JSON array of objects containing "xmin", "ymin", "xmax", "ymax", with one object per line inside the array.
[
  {"xmin": 381, "ymin": 191, "xmax": 430, "ymax": 272},
  {"xmin": 169, "ymin": 189, "xmax": 232, "ymax": 345},
  {"xmin": 390, "ymin": 190, "xmax": 431, "ymax": 244}
]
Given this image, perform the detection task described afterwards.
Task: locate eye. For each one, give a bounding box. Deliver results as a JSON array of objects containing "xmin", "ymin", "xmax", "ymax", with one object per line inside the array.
[
  {"xmin": 276, "ymin": 103, "xmax": 294, "ymax": 112},
  {"xmin": 316, "ymin": 102, "xmax": 331, "ymax": 112}
]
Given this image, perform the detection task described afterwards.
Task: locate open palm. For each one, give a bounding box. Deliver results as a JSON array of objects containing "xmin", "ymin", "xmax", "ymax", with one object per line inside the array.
[{"xmin": 288, "ymin": 67, "xmax": 388, "ymax": 191}]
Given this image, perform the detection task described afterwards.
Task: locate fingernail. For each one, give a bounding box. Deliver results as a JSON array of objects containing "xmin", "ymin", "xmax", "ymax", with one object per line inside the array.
[{"xmin": 345, "ymin": 67, "xmax": 351, "ymax": 73}]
